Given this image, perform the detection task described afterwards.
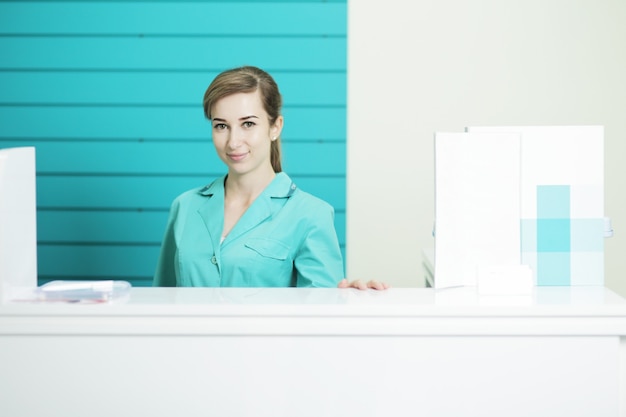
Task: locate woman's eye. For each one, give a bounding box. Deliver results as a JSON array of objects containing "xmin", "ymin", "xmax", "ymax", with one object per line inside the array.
[
  {"xmin": 213, "ymin": 123, "xmax": 227, "ymax": 130},
  {"xmin": 242, "ymin": 121, "xmax": 255, "ymax": 128}
]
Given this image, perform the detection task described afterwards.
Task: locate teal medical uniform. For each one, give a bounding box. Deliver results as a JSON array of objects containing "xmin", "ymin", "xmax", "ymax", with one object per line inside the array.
[{"xmin": 153, "ymin": 172, "xmax": 344, "ymax": 287}]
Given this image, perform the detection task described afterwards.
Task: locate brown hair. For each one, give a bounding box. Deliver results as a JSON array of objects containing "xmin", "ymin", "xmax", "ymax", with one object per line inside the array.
[{"xmin": 203, "ymin": 66, "xmax": 283, "ymax": 173}]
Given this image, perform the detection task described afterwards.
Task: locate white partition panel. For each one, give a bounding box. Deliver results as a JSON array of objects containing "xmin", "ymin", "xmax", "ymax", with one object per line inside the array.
[
  {"xmin": 434, "ymin": 132, "xmax": 521, "ymax": 288},
  {"xmin": 0, "ymin": 147, "xmax": 37, "ymax": 301}
]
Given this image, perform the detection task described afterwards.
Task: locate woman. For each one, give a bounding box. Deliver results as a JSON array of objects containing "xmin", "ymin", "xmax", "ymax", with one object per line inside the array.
[{"xmin": 153, "ymin": 66, "xmax": 386, "ymax": 290}]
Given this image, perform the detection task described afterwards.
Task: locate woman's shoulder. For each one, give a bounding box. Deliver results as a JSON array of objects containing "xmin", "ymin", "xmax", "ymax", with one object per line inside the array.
[
  {"xmin": 266, "ymin": 172, "xmax": 333, "ymax": 215},
  {"xmin": 172, "ymin": 176, "xmax": 225, "ymax": 205},
  {"xmin": 291, "ymin": 186, "xmax": 332, "ymax": 210},
  {"xmin": 284, "ymin": 181, "xmax": 334, "ymax": 215}
]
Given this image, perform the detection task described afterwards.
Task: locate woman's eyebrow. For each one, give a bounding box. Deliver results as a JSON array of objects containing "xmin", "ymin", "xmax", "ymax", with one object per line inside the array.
[{"xmin": 212, "ymin": 115, "xmax": 258, "ymax": 122}]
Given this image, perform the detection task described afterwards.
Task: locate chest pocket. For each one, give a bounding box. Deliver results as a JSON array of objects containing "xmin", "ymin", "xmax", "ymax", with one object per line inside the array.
[
  {"xmin": 244, "ymin": 238, "xmax": 290, "ymax": 260},
  {"xmin": 241, "ymin": 237, "xmax": 294, "ymax": 286}
]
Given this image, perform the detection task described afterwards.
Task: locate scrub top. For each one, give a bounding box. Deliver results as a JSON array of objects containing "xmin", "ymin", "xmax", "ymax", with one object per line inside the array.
[{"xmin": 153, "ymin": 172, "xmax": 344, "ymax": 287}]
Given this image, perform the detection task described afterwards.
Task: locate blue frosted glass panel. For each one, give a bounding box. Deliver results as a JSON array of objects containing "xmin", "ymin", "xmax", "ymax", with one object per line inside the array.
[
  {"xmin": 537, "ymin": 219, "xmax": 570, "ymax": 252},
  {"xmin": 537, "ymin": 185, "xmax": 570, "ymax": 218},
  {"xmin": 570, "ymin": 219, "xmax": 604, "ymax": 252},
  {"xmin": 537, "ymin": 252, "xmax": 571, "ymax": 286}
]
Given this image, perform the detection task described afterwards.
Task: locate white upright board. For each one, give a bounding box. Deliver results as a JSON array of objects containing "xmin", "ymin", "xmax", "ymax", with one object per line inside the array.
[
  {"xmin": 0, "ymin": 147, "xmax": 38, "ymax": 301},
  {"xmin": 434, "ymin": 132, "xmax": 521, "ymax": 288},
  {"xmin": 467, "ymin": 126, "xmax": 604, "ymax": 286}
]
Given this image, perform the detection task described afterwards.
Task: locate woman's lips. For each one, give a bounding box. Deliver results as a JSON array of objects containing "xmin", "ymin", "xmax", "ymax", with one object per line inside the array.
[{"xmin": 228, "ymin": 152, "xmax": 248, "ymax": 162}]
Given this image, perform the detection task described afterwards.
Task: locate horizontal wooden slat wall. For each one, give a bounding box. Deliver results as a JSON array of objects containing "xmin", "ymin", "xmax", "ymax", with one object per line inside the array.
[{"xmin": 0, "ymin": 0, "xmax": 347, "ymax": 287}]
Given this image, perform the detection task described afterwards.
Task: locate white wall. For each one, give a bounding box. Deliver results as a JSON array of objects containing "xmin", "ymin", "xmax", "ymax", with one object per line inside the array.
[{"xmin": 347, "ymin": 0, "xmax": 626, "ymax": 295}]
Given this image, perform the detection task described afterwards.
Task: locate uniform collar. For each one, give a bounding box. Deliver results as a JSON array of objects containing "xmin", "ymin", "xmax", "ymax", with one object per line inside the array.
[
  {"xmin": 198, "ymin": 176, "xmax": 225, "ymax": 197},
  {"xmin": 196, "ymin": 172, "xmax": 298, "ymax": 248},
  {"xmin": 198, "ymin": 172, "xmax": 297, "ymax": 199},
  {"xmin": 263, "ymin": 172, "xmax": 297, "ymax": 198}
]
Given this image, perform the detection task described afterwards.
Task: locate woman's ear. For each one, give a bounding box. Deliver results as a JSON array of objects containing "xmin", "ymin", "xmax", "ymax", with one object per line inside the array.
[{"xmin": 270, "ymin": 115, "xmax": 284, "ymax": 140}]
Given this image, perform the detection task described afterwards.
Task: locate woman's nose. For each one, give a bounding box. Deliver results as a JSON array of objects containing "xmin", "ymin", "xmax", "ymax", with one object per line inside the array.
[{"xmin": 227, "ymin": 131, "xmax": 243, "ymax": 149}]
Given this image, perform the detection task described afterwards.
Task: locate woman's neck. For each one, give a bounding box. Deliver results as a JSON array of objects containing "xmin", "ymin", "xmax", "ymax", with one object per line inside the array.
[
  {"xmin": 221, "ymin": 168, "xmax": 276, "ymax": 239},
  {"xmin": 224, "ymin": 168, "xmax": 276, "ymax": 205}
]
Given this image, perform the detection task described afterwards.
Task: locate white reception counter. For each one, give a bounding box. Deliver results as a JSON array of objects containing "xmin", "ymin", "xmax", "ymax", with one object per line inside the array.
[{"xmin": 1, "ymin": 286, "xmax": 626, "ymax": 417}]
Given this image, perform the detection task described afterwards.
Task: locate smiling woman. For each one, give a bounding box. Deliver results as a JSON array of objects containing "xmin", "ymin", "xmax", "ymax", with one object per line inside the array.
[{"xmin": 153, "ymin": 66, "xmax": 387, "ymax": 290}]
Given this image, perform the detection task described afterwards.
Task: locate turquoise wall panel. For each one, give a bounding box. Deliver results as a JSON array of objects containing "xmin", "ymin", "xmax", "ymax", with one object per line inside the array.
[
  {"xmin": 0, "ymin": 107, "xmax": 346, "ymax": 141},
  {"xmin": 35, "ymin": 176, "xmax": 346, "ymax": 211},
  {"xmin": 0, "ymin": 72, "xmax": 347, "ymax": 106},
  {"xmin": 0, "ymin": 38, "xmax": 346, "ymax": 70},
  {"xmin": 0, "ymin": 2, "xmax": 347, "ymax": 36},
  {"xmin": 37, "ymin": 212, "xmax": 346, "ymax": 245},
  {"xmin": 0, "ymin": 141, "xmax": 346, "ymax": 175},
  {"xmin": 0, "ymin": 0, "xmax": 347, "ymax": 287}
]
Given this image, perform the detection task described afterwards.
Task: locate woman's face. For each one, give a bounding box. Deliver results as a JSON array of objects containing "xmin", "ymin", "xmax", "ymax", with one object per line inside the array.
[{"xmin": 210, "ymin": 90, "xmax": 283, "ymax": 177}]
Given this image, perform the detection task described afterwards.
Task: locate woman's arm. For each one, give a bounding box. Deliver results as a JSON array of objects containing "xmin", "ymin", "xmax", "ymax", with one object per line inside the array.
[
  {"xmin": 293, "ymin": 203, "xmax": 344, "ymax": 288},
  {"xmin": 292, "ymin": 201, "xmax": 388, "ymax": 290},
  {"xmin": 153, "ymin": 199, "xmax": 181, "ymax": 287}
]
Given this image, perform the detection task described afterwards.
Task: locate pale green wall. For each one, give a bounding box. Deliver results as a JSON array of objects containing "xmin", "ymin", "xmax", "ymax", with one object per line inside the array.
[{"xmin": 347, "ymin": 0, "xmax": 626, "ymax": 296}]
